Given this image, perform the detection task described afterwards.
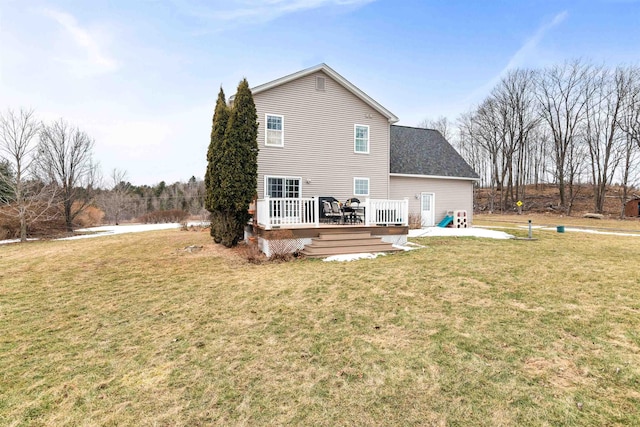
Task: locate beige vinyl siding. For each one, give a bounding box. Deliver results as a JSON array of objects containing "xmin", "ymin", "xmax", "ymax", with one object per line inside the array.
[
  {"xmin": 254, "ymin": 71, "xmax": 390, "ymax": 202},
  {"xmin": 390, "ymin": 176, "xmax": 475, "ymax": 224}
]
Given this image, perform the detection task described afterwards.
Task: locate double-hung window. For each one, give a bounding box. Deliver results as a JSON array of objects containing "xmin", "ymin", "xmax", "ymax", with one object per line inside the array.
[
  {"xmin": 354, "ymin": 124, "xmax": 369, "ymax": 154},
  {"xmin": 266, "ymin": 114, "xmax": 284, "ymax": 147},
  {"xmin": 354, "ymin": 177, "xmax": 369, "ymax": 196}
]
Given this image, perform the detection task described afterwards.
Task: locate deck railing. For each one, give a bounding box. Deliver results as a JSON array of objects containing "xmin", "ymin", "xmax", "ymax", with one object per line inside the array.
[
  {"xmin": 256, "ymin": 196, "xmax": 319, "ymax": 230},
  {"xmin": 364, "ymin": 198, "xmax": 409, "ymax": 226},
  {"xmin": 255, "ymin": 196, "xmax": 409, "ymax": 230}
]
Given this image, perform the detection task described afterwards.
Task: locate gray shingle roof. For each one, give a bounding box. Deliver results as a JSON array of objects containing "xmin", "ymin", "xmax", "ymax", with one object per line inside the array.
[{"xmin": 390, "ymin": 125, "xmax": 479, "ymax": 179}]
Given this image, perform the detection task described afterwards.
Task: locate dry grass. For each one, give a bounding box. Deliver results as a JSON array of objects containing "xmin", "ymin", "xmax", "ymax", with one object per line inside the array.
[
  {"xmin": 1, "ymin": 228, "xmax": 640, "ymax": 425},
  {"xmin": 475, "ymin": 212, "xmax": 640, "ymax": 233}
]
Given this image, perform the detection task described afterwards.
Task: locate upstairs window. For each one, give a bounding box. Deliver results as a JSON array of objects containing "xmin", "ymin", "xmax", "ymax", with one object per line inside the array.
[
  {"xmin": 266, "ymin": 114, "xmax": 284, "ymax": 147},
  {"xmin": 354, "ymin": 124, "xmax": 369, "ymax": 153}
]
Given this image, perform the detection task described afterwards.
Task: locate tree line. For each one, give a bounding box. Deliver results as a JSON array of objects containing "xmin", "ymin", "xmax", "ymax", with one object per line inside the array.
[
  {"xmin": 424, "ymin": 60, "xmax": 640, "ymax": 216},
  {"xmin": 0, "ymin": 109, "xmax": 207, "ymax": 241}
]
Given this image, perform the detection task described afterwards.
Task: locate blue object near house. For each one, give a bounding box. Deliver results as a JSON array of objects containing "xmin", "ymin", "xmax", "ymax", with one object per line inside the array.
[{"xmin": 437, "ymin": 215, "xmax": 453, "ymax": 228}]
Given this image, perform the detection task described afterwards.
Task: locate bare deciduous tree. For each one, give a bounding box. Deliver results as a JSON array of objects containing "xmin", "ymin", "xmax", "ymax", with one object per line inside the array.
[
  {"xmin": 98, "ymin": 168, "xmax": 133, "ymax": 225},
  {"xmin": 616, "ymin": 66, "xmax": 640, "ymax": 217},
  {"xmin": 37, "ymin": 119, "xmax": 98, "ymax": 232},
  {"xmin": 418, "ymin": 115, "xmax": 454, "ymax": 141},
  {"xmin": 535, "ymin": 61, "xmax": 596, "ymax": 211},
  {"xmin": 583, "ymin": 66, "xmax": 629, "ymax": 213},
  {"xmin": 0, "ymin": 108, "xmax": 58, "ymax": 241}
]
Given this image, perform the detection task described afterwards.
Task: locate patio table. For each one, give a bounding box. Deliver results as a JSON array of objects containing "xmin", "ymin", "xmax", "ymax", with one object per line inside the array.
[{"xmin": 341, "ymin": 206, "xmax": 365, "ymax": 224}]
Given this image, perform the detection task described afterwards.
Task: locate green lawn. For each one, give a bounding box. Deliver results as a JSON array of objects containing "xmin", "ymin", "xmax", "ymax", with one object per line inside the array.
[{"xmin": 1, "ymin": 226, "xmax": 639, "ymax": 426}]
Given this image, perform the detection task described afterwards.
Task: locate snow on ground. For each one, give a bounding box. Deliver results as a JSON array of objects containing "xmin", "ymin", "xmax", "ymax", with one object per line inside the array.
[
  {"xmin": 322, "ymin": 241, "xmax": 423, "ymax": 262},
  {"xmin": 540, "ymin": 227, "xmax": 640, "ymax": 237},
  {"xmin": 323, "ymin": 252, "xmax": 388, "ymax": 262},
  {"xmin": 323, "ymin": 228, "xmax": 510, "ymax": 262},
  {"xmin": 0, "ymin": 222, "xmax": 209, "ymax": 245},
  {"xmin": 408, "ymin": 227, "xmax": 514, "ymax": 239},
  {"xmin": 57, "ymin": 223, "xmax": 183, "ymax": 241}
]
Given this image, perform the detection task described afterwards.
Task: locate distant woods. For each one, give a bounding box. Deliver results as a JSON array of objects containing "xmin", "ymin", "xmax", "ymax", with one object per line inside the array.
[
  {"xmin": 96, "ymin": 175, "xmax": 206, "ymax": 225},
  {"xmin": 424, "ymin": 60, "xmax": 640, "ymax": 216},
  {"xmin": 0, "ymin": 108, "xmax": 207, "ymax": 241}
]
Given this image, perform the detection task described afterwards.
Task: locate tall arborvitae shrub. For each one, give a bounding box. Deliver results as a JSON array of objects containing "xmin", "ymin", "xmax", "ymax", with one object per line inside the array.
[
  {"xmin": 217, "ymin": 78, "xmax": 258, "ymax": 247},
  {"xmin": 204, "ymin": 88, "xmax": 230, "ymax": 243}
]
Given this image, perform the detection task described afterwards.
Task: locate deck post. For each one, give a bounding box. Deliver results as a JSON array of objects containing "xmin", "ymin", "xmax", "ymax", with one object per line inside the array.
[
  {"xmin": 312, "ymin": 196, "xmax": 319, "ymax": 227},
  {"xmin": 264, "ymin": 196, "xmax": 271, "ymax": 230},
  {"xmin": 365, "ymin": 198, "xmax": 371, "ymax": 226},
  {"xmin": 403, "ymin": 197, "xmax": 409, "ymax": 226}
]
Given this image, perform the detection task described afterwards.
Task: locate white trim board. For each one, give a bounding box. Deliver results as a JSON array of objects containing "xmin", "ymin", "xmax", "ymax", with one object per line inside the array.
[{"xmin": 390, "ymin": 173, "xmax": 480, "ymax": 182}]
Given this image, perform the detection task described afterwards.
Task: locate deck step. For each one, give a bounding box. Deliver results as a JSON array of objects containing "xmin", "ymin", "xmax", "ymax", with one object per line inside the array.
[
  {"xmin": 301, "ymin": 244, "xmax": 401, "ymax": 257},
  {"xmin": 309, "ymin": 237, "xmax": 384, "ymax": 247},
  {"xmin": 301, "ymin": 232, "xmax": 400, "ymax": 258}
]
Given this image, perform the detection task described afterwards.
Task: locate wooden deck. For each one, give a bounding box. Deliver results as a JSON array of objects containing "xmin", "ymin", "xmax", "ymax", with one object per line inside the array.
[
  {"xmin": 253, "ymin": 224, "xmax": 409, "ymax": 240},
  {"xmin": 250, "ymin": 223, "xmax": 408, "ymax": 257}
]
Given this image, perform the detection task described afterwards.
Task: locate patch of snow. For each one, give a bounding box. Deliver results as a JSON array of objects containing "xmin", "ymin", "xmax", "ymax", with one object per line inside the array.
[
  {"xmin": 394, "ymin": 242, "xmax": 424, "ymax": 250},
  {"xmin": 58, "ymin": 223, "xmax": 183, "ymax": 241},
  {"xmin": 408, "ymin": 227, "xmax": 514, "ymax": 239},
  {"xmin": 541, "ymin": 227, "xmax": 640, "ymax": 237},
  {"xmin": 323, "ymin": 252, "xmax": 388, "ymax": 262},
  {"xmin": 0, "ymin": 238, "xmax": 38, "ymax": 245},
  {"xmin": 0, "ymin": 222, "xmax": 201, "ymax": 245}
]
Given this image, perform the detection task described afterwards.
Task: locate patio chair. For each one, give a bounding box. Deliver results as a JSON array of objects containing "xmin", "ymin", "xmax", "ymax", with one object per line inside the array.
[
  {"xmin": 323, "ymin": 201, "xmax": 341, "ymax": 223},
  {"xmin": 330, "ymin": 201, "xmax": 345, "ymax": 223}
]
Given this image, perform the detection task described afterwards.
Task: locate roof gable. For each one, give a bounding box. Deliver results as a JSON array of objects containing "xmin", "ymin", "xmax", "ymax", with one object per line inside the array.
[
  {"xmin": 246, "ymin": 64, "xmax": 398, "ymax": 123},
  {"xmin": 390, "ymin": 125, "xmax": 479, "ymax": 180}
]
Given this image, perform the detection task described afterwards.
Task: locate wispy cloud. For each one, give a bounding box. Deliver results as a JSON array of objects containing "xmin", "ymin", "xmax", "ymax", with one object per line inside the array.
[
  {"xmin": 467, "ymin": 11, "xmax": 568, "ymax": 103},
  {"xmin": 170, "ymin": 0, "xmax": 375, "ymax": 29},
  {"xmin": 40, "ymin": 9, "xmax": 119, "ymax": 76},
  {"xmin": 501, "ymin": 11, "xmax": 568, "ymax": 72}
]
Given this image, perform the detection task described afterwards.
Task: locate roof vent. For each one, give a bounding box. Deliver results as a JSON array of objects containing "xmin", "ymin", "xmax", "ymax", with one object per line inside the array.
[{"xmin": 315, "ymin": 76, "xmax": 325, "ymax": 91}]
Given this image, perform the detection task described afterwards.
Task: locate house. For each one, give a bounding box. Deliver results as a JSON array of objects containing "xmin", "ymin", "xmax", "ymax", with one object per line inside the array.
[
  {"xmin": 390, "ymin": 125, "xmax": 479, "ymax": 226},
  {"xmin": 243, "ymin": 63, "xmax": 478, "ymax": 255}
]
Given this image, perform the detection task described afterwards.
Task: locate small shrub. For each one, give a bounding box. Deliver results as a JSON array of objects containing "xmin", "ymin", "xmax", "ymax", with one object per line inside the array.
[
  {"xmin": 236, "ymin": 242, "xmax": 265, "ymax": 264},
  {"xmin": 0, "ymin": 203, "xmax": 66, "ymax": 238},
  {"xmin": 408, "ymin": 212, "xmax": 422, "ymax": 229},
  {"xmin": 269, "ymin": 251, "xmax": 293, "ymax": 262},
  {"xmin": 75, "ymin": 205, "xmax": 105, "ymax": 227}
]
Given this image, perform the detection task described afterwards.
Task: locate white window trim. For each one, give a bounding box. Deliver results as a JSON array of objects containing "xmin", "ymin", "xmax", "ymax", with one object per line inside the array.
[
  {"xmin": 264, "ymin": 175, "xmax": 302, "ymax": 198},
  {"xmin": 265, "ymin": 114, "xmax": 284, "ymax": 147},
  {"xmin": 353, "ymin": 177, "xmax": 370, "ymax": 196},
  {"xmin": 354, "ymin": 124, "xmax": 370, "ymax": 154}
]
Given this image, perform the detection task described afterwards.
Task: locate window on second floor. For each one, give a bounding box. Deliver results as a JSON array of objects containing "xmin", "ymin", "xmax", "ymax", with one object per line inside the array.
[
  {"xmin": 354, "ymin": 124, "xmax": 369, "ymax": 154},
  {"xmin": 266, "ymin": 114, "xmax": 284, "ymax": 147}
]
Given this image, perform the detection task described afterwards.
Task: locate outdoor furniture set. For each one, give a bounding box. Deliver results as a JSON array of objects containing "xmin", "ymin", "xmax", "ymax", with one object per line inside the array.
[{"xmin": 322, "ymin": 198, "xmax": 365, "ymax": 224}]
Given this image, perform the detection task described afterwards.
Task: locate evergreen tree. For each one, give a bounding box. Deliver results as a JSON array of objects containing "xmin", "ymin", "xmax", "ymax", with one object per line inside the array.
[
  {"xmin": 0, "ymin": 159, "xmax": 15, "ymax": 203},
  {"xmin": 216, "ymin": 79, "xmax": 258, "ymax": 247},
  {"xmin": 204, "ymin": 87, "xmax": 230, "ymax": 243}
]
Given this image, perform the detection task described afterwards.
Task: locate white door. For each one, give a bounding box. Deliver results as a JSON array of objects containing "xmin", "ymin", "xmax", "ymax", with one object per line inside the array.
[
  {"xmin": 266, "ymin": 177, "xmax": 301, "ymax": 223},
  {"xmin": 421, "ymin": 193, "xmax": 434, "ymax": 227}
]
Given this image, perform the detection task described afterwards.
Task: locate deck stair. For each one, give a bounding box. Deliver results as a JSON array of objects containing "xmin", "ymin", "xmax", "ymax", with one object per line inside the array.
[{"xmin": 301, "ymin": 232, "xmax": 401, "ymax": 258}]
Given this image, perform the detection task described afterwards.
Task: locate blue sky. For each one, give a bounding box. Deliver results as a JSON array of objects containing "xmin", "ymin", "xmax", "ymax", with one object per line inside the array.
[{"xmin": 1, "ymin": 0, "xmax": 638, "ymax": 185}]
